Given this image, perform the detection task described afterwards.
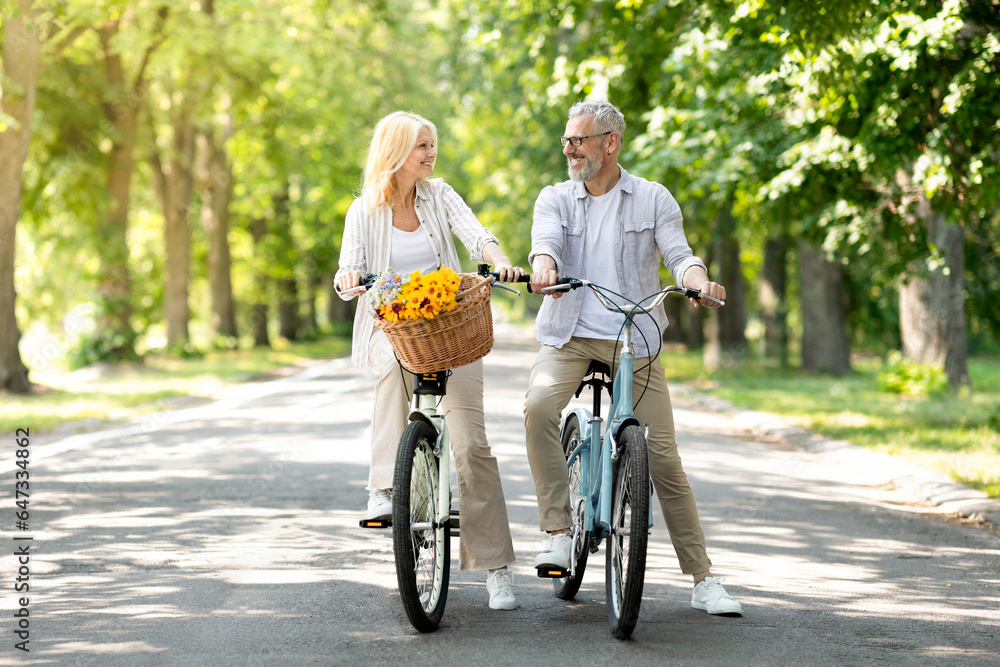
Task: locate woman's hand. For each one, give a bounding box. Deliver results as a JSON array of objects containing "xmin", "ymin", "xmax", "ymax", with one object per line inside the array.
[
  {"xmin": 335, "ymin": 271, "xmax": 364, "ymax": 300},
  {"xmin": 492, "ymin": 257, "xmax": 525, "ymax": 283},
  {"xmin": 481, "ymin": 241, "xmax": 525, "ymax": 283}
]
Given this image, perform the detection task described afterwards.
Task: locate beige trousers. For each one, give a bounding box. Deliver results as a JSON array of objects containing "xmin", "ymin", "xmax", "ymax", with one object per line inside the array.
[
  {"xmin": 367, "ymin": 329, "xmax": 516, "ymax": 571},
  {"xmin": 523, "ymin": 337, "xmax": 712, "ymax": 575}
]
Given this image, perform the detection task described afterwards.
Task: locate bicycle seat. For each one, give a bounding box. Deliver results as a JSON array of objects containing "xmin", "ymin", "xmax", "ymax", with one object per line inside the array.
[{"xmin": 575, "ymin": 360, "xmax": 613, "ymax": 399}]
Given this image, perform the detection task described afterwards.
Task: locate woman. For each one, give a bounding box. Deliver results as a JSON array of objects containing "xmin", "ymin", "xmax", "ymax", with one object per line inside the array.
[{"xmin": 335, "ymin": 111, "xmax": 522, "ymax": 611}]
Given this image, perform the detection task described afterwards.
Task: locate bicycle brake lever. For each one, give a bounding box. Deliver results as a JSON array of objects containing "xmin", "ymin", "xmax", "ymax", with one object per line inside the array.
[{"xmin": 492, "ymin": 281, "xmax": 521, "ymax": 296}]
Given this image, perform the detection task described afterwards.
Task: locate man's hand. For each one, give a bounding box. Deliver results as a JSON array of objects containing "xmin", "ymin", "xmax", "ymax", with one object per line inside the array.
[
  {"xmin": 683, "ymin": 266, "xmax": 725, "ymax": 308},
  {"xmin": 530, "ymin": 255, "xmax": 564, "ymax": 299},
  {"xmin": 693, "ymin": 281, "xmax": 726, "ymax": 308}
]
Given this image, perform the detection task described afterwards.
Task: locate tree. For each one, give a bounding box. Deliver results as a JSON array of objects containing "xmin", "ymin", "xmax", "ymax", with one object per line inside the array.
[
  {"xmin": 1, "ymin": 0, "xmax": 87, "ymax": 392},
  {"xmin": 0, "ymin": 0, "xmax": 40, "ymax": 393}
]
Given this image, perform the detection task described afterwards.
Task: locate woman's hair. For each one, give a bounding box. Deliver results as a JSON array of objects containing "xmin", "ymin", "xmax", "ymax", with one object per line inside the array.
[{"xmin": 360, "ymin": 111, "xmax": 437, "ymax": 212}]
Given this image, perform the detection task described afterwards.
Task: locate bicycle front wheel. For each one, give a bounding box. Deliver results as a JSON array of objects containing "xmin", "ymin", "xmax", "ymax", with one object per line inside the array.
[
  {"xmin": 553, "ymin": 414, "xmax": 590, "ymax": 600},
  {"xmin": 392, "ymin": 420, "xmax": 450, "ymax": 633},
  {"xmin": 606, "ymin": 424, "xmax": 650, "ymax": 639}
]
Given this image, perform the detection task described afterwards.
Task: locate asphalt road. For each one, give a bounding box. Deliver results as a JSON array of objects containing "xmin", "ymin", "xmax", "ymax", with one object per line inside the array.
[{"xmin": 2, "ymin": 324, "xmax": 998, "ymax": 666}]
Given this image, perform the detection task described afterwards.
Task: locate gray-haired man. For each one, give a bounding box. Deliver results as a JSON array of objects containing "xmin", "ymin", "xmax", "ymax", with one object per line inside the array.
[{"xmin": 525, "ymin": 99, "xmax": 742, "ymax": 616}]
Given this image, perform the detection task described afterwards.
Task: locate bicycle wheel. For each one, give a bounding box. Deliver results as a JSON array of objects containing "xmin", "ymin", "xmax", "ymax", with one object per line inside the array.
[
  {"xmin": 553, "ymin": 414, "xmax": 591, "ymax": 599},
  {"xmin": 392, "ymin": 420, "xmax": 450, "ymax": 632},
  {"xmin": 606, "ymin": 424, "xmax": 650, "ymax": 639}
]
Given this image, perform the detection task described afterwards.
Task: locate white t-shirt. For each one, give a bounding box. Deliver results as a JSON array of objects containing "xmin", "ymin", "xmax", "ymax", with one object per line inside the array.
[
  {"xmin": 390, "ymin": 225, "xmax": 438, "ymax": 275},
  {"xmin": 575, "ymin": 180, "xmax": 625, "ymax": 340}
]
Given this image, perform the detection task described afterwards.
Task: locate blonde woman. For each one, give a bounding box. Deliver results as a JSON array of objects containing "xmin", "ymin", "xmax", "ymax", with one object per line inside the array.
[{"xmin": 335, "ymin": 111, "xmax": 522, "ymax": 610}]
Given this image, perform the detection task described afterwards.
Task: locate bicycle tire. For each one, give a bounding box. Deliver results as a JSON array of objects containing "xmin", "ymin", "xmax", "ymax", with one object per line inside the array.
[
  {"xmin": 553, "ymin": 415, "xmax": 591, "ymax": 600},
  {"xmin": 392, "ymin": 420, "xmax": 450, "ymax": 632},
  {"xmin": 606, "ymin": 424, "xmax": 650, "ymax": 639}
]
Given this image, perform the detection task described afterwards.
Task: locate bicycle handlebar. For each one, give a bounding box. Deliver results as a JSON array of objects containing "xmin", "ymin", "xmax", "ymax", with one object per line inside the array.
[
  {"xmin": 541, "ymin": 278, "xmax": 725, "ymax": 312},
  {"xmin": 334, "ymin": 264, "xmax": 532, "ymax": 299}
]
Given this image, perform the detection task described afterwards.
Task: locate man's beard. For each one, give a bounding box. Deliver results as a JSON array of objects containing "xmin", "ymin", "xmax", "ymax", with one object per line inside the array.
[{"xmin": 568, "ymin": 153, "xmax": 601, "ymax": 182}]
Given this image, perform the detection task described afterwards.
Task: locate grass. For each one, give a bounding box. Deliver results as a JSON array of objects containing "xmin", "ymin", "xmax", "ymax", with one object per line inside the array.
[
  {"xmin": 1, "ymin": 335, "xmax": 351, "ymax": 435},
  {"xmin": 662, "ymin": 349, "xmax": 1000, "ymax": 500}
]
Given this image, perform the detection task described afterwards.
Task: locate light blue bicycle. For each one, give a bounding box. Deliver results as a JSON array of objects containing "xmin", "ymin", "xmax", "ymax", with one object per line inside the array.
[{"xmin": 537, "ymin": 277, "xmax": 723, "ymax": 639}]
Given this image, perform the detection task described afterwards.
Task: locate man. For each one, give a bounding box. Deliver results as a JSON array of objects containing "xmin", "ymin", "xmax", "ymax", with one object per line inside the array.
[{"xmin": 524, "ymin": 99, "xmax": 742, "ymax": 616}]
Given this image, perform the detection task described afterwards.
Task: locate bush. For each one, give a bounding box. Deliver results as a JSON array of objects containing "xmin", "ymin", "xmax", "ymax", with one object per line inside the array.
[
  {"xmin": 877, "ymin": 351, "xmax": 949, "ymax": 396},
  {"xmin": 68, "ymin": 330, "xmax": 142, "ymax": 369}
]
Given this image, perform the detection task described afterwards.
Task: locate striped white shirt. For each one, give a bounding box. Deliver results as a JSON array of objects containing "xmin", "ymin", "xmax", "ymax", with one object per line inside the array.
[{"xmin": 336, "ymin": 178, "xmax": 499, "ymax": 369}]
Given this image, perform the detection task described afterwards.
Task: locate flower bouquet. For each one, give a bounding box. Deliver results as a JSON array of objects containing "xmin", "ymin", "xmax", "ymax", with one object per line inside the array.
[
  {"xmin": 365, "ymin": 266, "xmax": 494, "ymax": 373},
  {"xmin": 366, "ymin": 267, "xmax": 463, "ymax": 323}
]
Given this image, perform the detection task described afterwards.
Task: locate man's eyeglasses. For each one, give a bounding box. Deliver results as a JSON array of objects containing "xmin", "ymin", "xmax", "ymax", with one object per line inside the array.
[{"xmin": 559, "ymin": 132, "xmax": 611, "ymax": 148}]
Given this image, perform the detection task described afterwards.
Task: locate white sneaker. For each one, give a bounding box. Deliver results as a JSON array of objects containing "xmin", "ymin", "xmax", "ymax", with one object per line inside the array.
[
  {"xmin": 532, "ymin": 532, "xmax": 573, "ymax": 569},
  {"xmin": 691, "ymin": 576, "xmax": 743, "ymax": 616},
  {"xmin": 367, "ymin": 488, "xmax": 392, "ymax": 520},
  {"xmin": 486, "ymin": 567, "xmax": 517, "ymax": 610}
]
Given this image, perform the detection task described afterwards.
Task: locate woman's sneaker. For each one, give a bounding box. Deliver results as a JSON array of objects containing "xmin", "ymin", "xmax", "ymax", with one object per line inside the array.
[
  {"xmin": 691, "ymin": 576, "xmax": 743, "ymax": 616},
  {"xmin": 486, "ymin": 567, "xmax": 517, "ymax": 610},
  {"xmin": 367, "ymin": 488, "xmax": 392, "ymax": 520}
]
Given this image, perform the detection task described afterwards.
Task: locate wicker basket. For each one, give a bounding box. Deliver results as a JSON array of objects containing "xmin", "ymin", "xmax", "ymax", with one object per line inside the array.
[{"xmin": 374, "ymin": 273, "xmax": 494, "ymax": 373}]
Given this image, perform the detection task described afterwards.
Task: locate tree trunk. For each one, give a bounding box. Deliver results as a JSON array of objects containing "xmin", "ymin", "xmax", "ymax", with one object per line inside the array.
[
  {"xmin": 151, "ymin": 93, "xmax": 196, "ymax": 349},
  {"xmin": 761, "ymin": 234, "xmax": 790, "ymax": 367},
  {"xmin": 250, "ymin": 218, "xmax": 271, "ymax": 348},
  {"xmin": 0, "ymin": 0, "xmax": 40, "ymax": 394},
  {"xmin": 662, "ymin": 297, "xmax": 686, "ymax": 345},
  {"xmin": 798, "ymin": 241, "xmax": 851, "ymax": 375},
  {"xmin": 278, "ymin": 278, "xmax": 300, "ymax": 341},
  {"xmin": 899, "ymin": 202, "xmax": 968, "ymax": 387},
  {"xmin": 97, "ymin": 18, "xmax": 149, "ymax": 358},
  {"xmin": 326, "ymin": 276, "xmax": 356, "ymax": 325},
  {"xmin": 198, "ymin": 123, "xmax": 238, "ymax": 340},
  {"xmin": 704, "ymin": 201, "xmax": 745, "ymax": 371}
]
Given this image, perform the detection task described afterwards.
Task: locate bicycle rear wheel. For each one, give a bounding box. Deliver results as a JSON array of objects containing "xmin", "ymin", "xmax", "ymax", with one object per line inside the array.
[
  {"xmin": 393, "ymin": 420, "xmax": 450, "ymax": 632},
  {"xmin": 553, "ymin": 415, "xmax": 591, "ymax": 600},
  {"xmin": 606, "ymin": 424, "xmax": 650, "ymax": 639}
]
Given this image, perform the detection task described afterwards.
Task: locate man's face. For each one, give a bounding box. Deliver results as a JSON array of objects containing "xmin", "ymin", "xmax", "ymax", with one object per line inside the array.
[{"xmin": 563, "ymin": 115, "xmax": 605, "ymax": 183}]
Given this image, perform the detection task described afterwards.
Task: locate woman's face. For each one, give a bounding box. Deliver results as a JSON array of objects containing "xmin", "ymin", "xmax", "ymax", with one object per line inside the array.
[{"xmin": 397, "ymin": 126, "xmax": 437, "ymax": 182}]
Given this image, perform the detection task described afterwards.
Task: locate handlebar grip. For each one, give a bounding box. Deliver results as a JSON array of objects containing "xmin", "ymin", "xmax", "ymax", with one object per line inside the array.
[{"xmin": 334, "ymin": 273, "xmax": 378, "ymax": 294}]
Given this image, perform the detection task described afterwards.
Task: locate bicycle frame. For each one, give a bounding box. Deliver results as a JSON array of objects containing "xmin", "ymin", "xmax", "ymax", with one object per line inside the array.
[
  {"xmin": 558, "ymin": 286, "xmax": 673, "ymax": 576},
  {"xmin": 408, "ymin": 375, "xmax": 452, "ymax": 536}
]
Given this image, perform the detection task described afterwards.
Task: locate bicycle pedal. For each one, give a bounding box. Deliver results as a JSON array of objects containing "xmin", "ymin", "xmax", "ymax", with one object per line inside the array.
[
  {"xmin": 536, "ymin": 566, "xmax": 569, "ymax": 578},
  {"xmin": 359, "ymin": 519, "xmax": 392, "ymax": 529}
]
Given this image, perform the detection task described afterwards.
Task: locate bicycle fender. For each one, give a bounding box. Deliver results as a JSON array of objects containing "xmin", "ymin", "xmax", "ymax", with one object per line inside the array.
[
  {"xmin": 560, "ymin": 408, "xmax": 593, "ymax": 444},
  {"xmin": 610, "ymin": 416, "xmax": 642, "ymax": 441},
  {"xmin": 407, "ymin": 411, "xmax": 437, "ymax": 431},
  {"xmin": 611, "ymin": 416, "xmax": 655, "ymax": 530}
]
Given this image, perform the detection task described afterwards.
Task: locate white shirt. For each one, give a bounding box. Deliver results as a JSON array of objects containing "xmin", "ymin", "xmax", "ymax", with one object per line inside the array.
[
  {"xmin": 390, "ymin": 225, "xmax": 438, "ymax": 275},
  {"xmin": 574, "ymin": 180, "xmax": 624, "ymax": 340}
]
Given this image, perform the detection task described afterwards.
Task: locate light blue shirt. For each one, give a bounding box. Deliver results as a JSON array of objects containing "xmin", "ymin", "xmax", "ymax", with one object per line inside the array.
[{"xmin": 529, "ymin": 165, "xmax": 706, "ymax": 358}]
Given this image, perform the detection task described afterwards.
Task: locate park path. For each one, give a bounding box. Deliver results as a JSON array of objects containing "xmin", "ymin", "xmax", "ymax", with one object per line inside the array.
[{"xmin": 1, "ymin": 323, "xmax": 998, "ymax": 665}]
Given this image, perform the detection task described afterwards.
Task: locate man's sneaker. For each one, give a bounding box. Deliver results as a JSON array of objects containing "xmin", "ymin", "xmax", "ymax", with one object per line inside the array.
[
  {"xmin": 486, "ymin": 567, "xmax": 517, "ymax": 610},
  {"xmin": 691, "ymin": 576, "xmax": 743, "ymax": 616},
  {"xmin": 532, "ymin": 532, "xmax": 573, "ymax": 569},
  {"xmin": 367, "ymin": 488, "xmax": 392, "ymax": 520}
]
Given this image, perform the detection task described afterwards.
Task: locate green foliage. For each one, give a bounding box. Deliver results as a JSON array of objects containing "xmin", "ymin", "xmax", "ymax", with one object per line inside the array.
[
  {"xmin": 68, "ymin": 329, "xmax": 142, "ymax": 370},
  {"xmin": 876, "ymin": 351, "xmax": 950, "ymax": 396},
  {"xmin": 988, "ymin": 405, "xmax": 1000, "ymax": 433}
]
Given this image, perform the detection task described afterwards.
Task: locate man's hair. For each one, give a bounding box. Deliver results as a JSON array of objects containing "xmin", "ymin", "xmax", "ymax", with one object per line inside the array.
[
  {"xmin": 361, "ymin": 111, "xmax": 438, "ymax": 212},
  {"xmin": 568, "ymin": 100, "xmax": 626, "ymax": 143}
]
